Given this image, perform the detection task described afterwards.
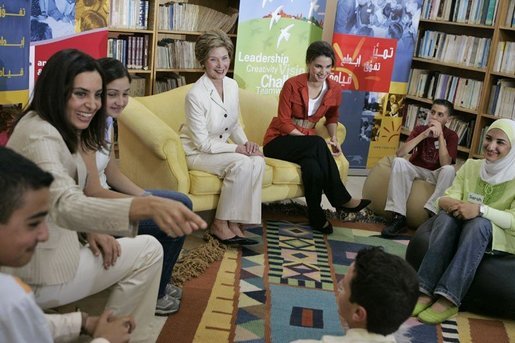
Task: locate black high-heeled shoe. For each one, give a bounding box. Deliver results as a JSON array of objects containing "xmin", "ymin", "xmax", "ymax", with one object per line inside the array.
[
  {"xmin": 235, "ymin": 237, "xmax": 259, "ymax": 245},
  {"xmin": 313, "ymin": 221, "xmax": 333, "ymax": 234},
  {"xmin": 339, "ymin": 199, "xmax": 371, "ymax": 213},
  {"xmin": 210, "ymin": 234, "xmax": 259, "ymax": 246},
  {"xmin": 210, "ymin": 233, "xmax": 243, "ymax": 245}
]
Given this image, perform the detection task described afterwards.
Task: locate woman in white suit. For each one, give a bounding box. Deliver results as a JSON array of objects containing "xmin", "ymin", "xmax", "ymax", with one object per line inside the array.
[
  {"xmin": 180, "ymin": 30, "xmax": 264, "ymax": 245},
  {"xmin": 5, "ymin": 49, "xmax": 206, "ymax": 342}
]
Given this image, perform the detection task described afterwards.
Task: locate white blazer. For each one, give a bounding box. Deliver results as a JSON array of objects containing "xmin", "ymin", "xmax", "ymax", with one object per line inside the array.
[
  {"xmin": 3, "ymin": 112, "xmax": 137, "ymax": 286},
  {"xmin": 180, "ymin": 74, "xmax": 248, "ymax": 155}
]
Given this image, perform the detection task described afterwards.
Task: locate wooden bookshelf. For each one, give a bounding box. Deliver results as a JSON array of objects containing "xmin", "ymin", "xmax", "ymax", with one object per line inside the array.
[
  {"xmin": 404, "ymin": 0, "xmax": 515, "ymax": 158},
  {"xmin": 107, "ymin": 0, "xmax": 239, "ymax": 95}
]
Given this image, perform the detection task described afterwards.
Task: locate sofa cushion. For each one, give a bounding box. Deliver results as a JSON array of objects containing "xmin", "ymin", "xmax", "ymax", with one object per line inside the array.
[
  {"xmin": 265, "ymin": 157, "xmax": 302, "ymax": 185},
  {"xmin": 189, "ymin": 163, "xmax": 274, "ymax": 195},
  {"xmin": 263, "ymin": 164, "xmax": 273, "ymax": 187},
  {"xmin": 189, "ymin": 170, "xmax": 222, "ymax": 195}
]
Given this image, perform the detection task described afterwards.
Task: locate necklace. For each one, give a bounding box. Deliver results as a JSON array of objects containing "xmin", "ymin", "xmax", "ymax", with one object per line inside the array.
[{"xmin": 308, "ymin": 81, "xmax": 324, "ymax": 99}]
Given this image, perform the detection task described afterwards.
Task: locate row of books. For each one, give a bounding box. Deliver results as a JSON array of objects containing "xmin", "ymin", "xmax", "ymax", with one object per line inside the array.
[
  {"xmin": 403, "ymin": 105, "xmax": 474, "ymax": 147},
  {"xmin": 506, "ymin": 0, "xmax": 515, "ymax": 27},
  {"xmin": 155, "ymin": 39, "xmax": 201, "ymax": 69},
  {"xmin": 487, "ymin": 79, "xmax": 515, "ymax": 118},
  {"xmin": 402, "ymin": 105, "xmax": 431, "ymax": 132},
  {"xmin": 421, "ymin": 0, "xmax": 498, "ymax": 26},
  {"xmin": 109, "ymin": 0, "xmax": 150, "ymax": 30},
  {"xmin": 408, "ymin": 69, "xmax": 483, "ymax": 110},
  {"xmin": 107, "ymin": 35, "xmax": 150, "ymax": 70},
  {"xmin": 157, "ymin": 2, "xmax": 238, "ymax": 33},
  {"xmin": 416, "ymin": 30, "xmax": 491, "ymax": 68},
  {"xmin": 492, "ymin": 41, "xmax": 515, "ymax": 74},
  {"xmin": 476, "ymin": 125, "xmax": 490, "ymax": 154},
  {"xmin": 154, "ymin": 73, "xmax": 187, "ymax": 94},
  {"xmin": 447, "ymin": 117, "xmax": 476, "ymax": 148},
  {"xmin": 128, "ymin": 75, "xmax": 146, "ymax": 97}
]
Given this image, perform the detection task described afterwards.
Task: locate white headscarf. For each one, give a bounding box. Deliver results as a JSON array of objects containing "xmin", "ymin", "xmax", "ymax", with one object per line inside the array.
[{"xmin": 480, "ymin": 118, "xmax": 515, "ymax": 185}]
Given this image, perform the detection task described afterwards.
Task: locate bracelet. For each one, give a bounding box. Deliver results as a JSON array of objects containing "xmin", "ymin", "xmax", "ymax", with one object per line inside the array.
[{"xmin": 141, "ymin": 191, "xmax": 152, "ymax": 197}]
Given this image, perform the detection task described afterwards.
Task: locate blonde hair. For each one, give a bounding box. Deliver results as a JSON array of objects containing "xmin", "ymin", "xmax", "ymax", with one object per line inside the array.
[{"xmin": 195, "ymin": 30, "xmax": 234, "ymax": 66}]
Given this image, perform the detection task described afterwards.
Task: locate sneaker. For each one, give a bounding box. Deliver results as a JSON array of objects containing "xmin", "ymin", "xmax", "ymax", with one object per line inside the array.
[
  {"xmin": 155, "ymin": 294, "xmax": 180, "ymax": 316},
  {"xmin": 165, "ymin": 283, "xmax": 183, "ymax": 299},
  {"xmin": 381, "ymin": 214, "xmax": 407, "ymax": 238}
]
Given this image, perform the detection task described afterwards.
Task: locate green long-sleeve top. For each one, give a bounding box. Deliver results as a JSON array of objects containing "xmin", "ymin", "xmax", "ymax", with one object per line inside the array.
[{"xmin": 441, "ymin": 159, "xmax": 515, "ymax": 254}]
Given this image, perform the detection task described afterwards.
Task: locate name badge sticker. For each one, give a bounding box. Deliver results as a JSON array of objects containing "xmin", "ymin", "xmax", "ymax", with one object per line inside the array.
[
  {"xmin": 434, "ymin": 140, "xmax": 440, "ymax": 149},
  {"xmin": 467, "ymin": 192, "xmax": 484, "ymax": 204}
]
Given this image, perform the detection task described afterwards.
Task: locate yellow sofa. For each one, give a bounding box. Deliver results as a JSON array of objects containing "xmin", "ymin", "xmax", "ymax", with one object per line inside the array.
[{"xmin": 117, "ymin": 84, "xmax": 349, "ymax": 212}]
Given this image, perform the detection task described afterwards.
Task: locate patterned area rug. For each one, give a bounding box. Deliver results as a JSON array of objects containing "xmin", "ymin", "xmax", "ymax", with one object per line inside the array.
[{"xmin": 166, "ymin": 220, "xmax": 515, "ymax": 342}]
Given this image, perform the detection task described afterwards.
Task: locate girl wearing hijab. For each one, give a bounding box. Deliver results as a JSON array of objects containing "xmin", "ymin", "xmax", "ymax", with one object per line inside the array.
[{"xmin": 412, "ymin": 118, "xmax": 515, "ymax": 324}]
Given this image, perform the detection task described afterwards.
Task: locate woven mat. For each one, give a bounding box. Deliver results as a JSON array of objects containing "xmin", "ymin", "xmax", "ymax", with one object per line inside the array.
[{"xmin": 161, "ymin": 220, "xmax": 515, "ymax": 342}]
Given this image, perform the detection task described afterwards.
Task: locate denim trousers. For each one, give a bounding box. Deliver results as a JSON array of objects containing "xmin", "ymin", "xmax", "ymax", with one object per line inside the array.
[
  {"xmin": 417, "ymin": 211, "xmax": 492, "ymax": 306},
  {"xmin": 139, "ymin": 189, "xmax": 191, "ymax": 299}
]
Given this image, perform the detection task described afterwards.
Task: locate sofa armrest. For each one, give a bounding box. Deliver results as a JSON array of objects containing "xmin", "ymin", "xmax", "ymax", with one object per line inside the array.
[
  {"xmin": 118, "ymin": 97, "xmax": 190, "ymax": 193},
  {"xmin": 315, "ymin": 119, "xmax": 349, "ymax": 182},
  {"xmin": 315, "ymin": 118, "xmax": 347, "ymax": 143}
]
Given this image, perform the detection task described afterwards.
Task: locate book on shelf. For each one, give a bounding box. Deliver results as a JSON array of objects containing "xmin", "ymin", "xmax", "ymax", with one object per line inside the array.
[
  {"xmin": 129, "ymin": 75, "xmax": 146, "ymax": 97},
  {"xmin": 154, "ymin": 73, "xmax": 186, "ymax": 94},
  {"xmin": 447, "ymin": 117, "xmax": 471, "ymax": 146},
  {"xmin": 403, "ymin": 104, "xmax": 431, "ymax": 132},
  {"xmin": 493, "ymin": 41, "xmax": 505, "ymax": 72},
  {"xmin": 498, "ymin": 42, "xmax": 515, "ymax": 74},
  {"xmin": 408, "ymin": 69, "xmax": 483, "ymax": 110},
  {"xmin": 158, "ymin": 2, "xmax": 238, "ymax": 33},
  {"xmin": 507, "ymin": 0, "xmax": 515, "ymax": 27},
  {"xmin": 490, "ymin": 79, "xmax": 515, "ymax": 117},
  {"xmin": 156, "ymin": 38, "xmax": 201, "ymax": 69},
  {"xmin": 485, "ymin": 0, "xmax": 499, "ymax": 25},
  {"xmin": 477, "ymin": 125, "xmax": 491, "ymax": 154},
  {"xmin": 108, "ymin": 35, "xmax": 149, "ymax": 70},
  {"xmin": 110, "ymin": 0, "xmax": 150, "ymax": 29},
  {"xmin": 417, "ymin": 31, "xmax": 491, "ymax": 68}
]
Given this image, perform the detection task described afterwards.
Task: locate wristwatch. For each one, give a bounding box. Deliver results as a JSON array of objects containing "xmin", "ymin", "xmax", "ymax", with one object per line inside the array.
[{"xmin": 479, "ymin": 204, "xmax": 486, "ymax": 217}]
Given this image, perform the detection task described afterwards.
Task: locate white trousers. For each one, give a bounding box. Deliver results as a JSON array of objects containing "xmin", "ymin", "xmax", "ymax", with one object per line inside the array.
[
  {"xmin": 187, "ymin": 152, "xmax": 265, "ymax": 224},
  {"xmin": 385, "ymin": 157, "xmax": 456, "ymax": 215},
  {"xmin": 33, "ymin": 235, "xmax": 163, "ymax": 343}
]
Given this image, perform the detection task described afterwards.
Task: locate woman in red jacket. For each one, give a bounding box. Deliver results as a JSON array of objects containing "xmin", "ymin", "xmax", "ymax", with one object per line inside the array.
[{"xmin": 263, "ymin": 41, "xmax": 370, "ymax": 234}]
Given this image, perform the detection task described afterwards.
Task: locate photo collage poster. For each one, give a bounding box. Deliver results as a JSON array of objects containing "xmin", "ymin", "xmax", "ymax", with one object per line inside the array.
[
  {"xmin": 332, "ymin": 0, "xmax": 422, "ymax": 169},
  {"xmin": 234, "ymin": 0, "xmax": 327, "ymax": 96},
  {"xmin": 29, "ymin": 0, "xmax": 109, "ymax": 92}
]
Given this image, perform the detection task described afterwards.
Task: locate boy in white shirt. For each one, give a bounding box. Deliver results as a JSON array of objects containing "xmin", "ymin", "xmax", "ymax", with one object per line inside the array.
[
  {"xmin": 0, "ymin": 146, "xmax": 133, "ymax": 343},
  {"xmin": 292, "ymin": 247, "xmax": 419, "ymax": 343}
]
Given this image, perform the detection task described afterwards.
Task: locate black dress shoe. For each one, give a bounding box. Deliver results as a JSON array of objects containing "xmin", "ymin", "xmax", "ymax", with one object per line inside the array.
[
  {"xmin": 339, "ymin": 199, "xmax": 371, "ymax": 213},
  {"xmin": 210, "ymin": 234, "xmax": 244, "ymax": 245},
  {"xmin": 381, "ymin": 215, "xmax": 407, "ymax": 238},
  {"xmin": 211, "ymin": 234, "xmax": 259, "ymax": 246},
  {"xmin": 313, "ymin": 221, "xmax": 333, "ymax": 234},
  {"xmin": 236, "ymin": 237, "xmax": 259, "ymax": 245}
]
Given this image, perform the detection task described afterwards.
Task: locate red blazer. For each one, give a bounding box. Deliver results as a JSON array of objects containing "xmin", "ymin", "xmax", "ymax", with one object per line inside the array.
[{"xmin": 263, "ymin": 73, "xmax": 342, "ymax": 146}]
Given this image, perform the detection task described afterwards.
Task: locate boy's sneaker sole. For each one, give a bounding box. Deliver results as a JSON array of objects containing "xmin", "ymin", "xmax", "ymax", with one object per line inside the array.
[{"xmin": 155, "ymin": 295, "xmax": 180, "ymax": 316}]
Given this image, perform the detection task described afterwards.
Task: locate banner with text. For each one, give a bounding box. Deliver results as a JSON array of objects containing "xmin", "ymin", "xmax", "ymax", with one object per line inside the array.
[
  {"xmin": 234, "ymin": 0, "xmax": 327, "ymax": 96},
  {"xmin": 332, "ymin": 0, "xmax": 422, "ymax": 169},
  {"xmin": 0, "ymin": 1, "xmax": 30, "ymax": 105}
]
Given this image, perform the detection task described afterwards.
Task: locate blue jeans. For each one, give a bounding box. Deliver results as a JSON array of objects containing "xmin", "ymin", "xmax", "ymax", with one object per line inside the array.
[
  {"xmin": 417, "ymin": 211, "xmax": 492, "ymax": 306},
  {"xmin": 139, "ymin": 189, "xmax": 191, "ymax": 299}
]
